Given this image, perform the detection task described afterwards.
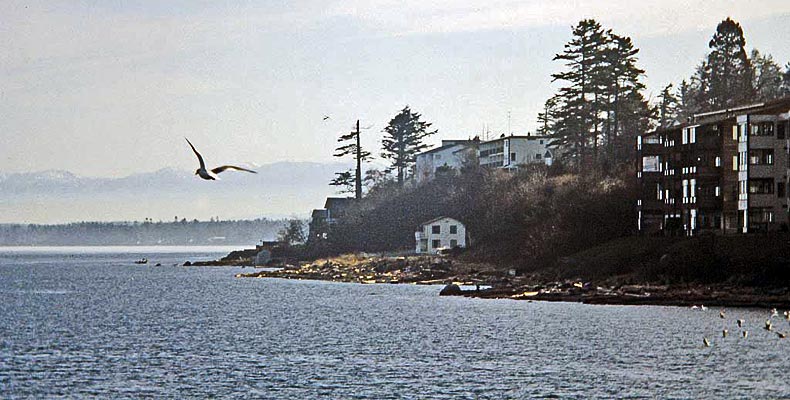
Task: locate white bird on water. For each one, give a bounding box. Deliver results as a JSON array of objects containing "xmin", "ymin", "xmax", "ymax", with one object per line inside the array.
[{"xmin": 185, "ymin": 138, "xmax": 257, "ymax": 180}]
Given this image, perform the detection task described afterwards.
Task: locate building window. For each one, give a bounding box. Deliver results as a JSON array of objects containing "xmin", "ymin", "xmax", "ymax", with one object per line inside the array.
[
  {"xmin": 749, "ymin": 149, "xmax": 774, "ymax": 165},
  {"xmin": 435, "ymin": 154, "xmax": 441, "ymax": 159},
  {"xmin": 642, "ymin": 156, "xmax": 660, "ymax": 172},
  {"xmin": 450, "ymin": 239, "xmax": 458, "ymax": 248},
  {"xmin": 715, "ymin": 156, "xmax": 721, "ymax": 167},
  {"xmin": 539, "ymin": 140, "xmax": 544, "ymax": 145},
  {"xmin": 432, "ymin": 225, "xmax": 440, "ymax": 234},
  {"xmin": 510, "ymin": 152, "xmax": 516, "ymax": 161},
  {"xmin": 535, "ymin": 153, "xmax": 541, "ymax": 160},
  {"xmin": 778, "ymin": 121, "xmax": 787, "ymax": 139},
  {"xmin": 480, "ymin": 146, "xmax": 505, "ymax": 157},
  {"xmin": 749, "ymin": 178, "xmax": 774, "ymax": 194},
  {"xmin": 431, "ymin": 239, "xmax": 440, "ymax": 249},
  {"xmin": 778, "ymin": 182, "xmax": 786, "ymax": 198},
  {"xmin": 749, "ymin": 208, "xmax": 774, "ymax": 231},
  {"xmin": 751, "ymin": 122, "xmax": 774, "ymax": 136},
  {"xmin": 449, "ymin": 225, "xmax": 457, "ymax": 234},
  {"xmin": 732, "ymin": 156, "xmax": 738, "ymax": 171}
]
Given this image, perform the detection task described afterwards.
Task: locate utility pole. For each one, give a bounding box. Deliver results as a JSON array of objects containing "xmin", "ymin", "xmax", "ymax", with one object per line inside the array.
[{"xmin": 355, "ymin": 119, "xmax": 362, "ymax": 200}]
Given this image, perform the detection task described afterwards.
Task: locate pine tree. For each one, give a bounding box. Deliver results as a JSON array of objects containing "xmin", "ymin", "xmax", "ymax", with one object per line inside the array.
[
  {"xmin": 550, "ymin": 19, "xmax": 610, "ymax": 164},
  {"xmin": 657, "ymin": 84, "xmax": 680, "ymax": 128},
  {"xmin": 330, "ymin": 120, "xmax": 370, "ymax": 197},
  {"xmin": 329, "ymin": 170, "xmax": 355, "ymax": 194},
  {"xmin": 536, "ymin": 97, "xmax": 557, "ymax": 137},
  {"xmin": 381, "ymin": 106, "xmax": 437, "ymax": 185},
  {"xmin": 751, "ymin": 49, "xmax": 784, "ymax": 101},
  {"xmin": 543, "ymin": 19, "xmax": 650, "ymax": 167},
  {"xmin": 783, "ymin": 63, "xmax": 790, "ymax": 97},
  {"xmin": 601, "ymin": 33, "xmax": 648, "ymax": 163},
  {"xmin": 703, "ymin": 17, "xmax": 754, "ymax": 110}
]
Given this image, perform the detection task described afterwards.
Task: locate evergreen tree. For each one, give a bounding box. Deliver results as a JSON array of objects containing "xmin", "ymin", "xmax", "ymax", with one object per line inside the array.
[
  {"xmin": 543, "ymin": 19, "xmax": 650, "ymax": 167},
  {"xmin": 536, "ymin": 97, "xmax": 557, "ymax": 137},
  {"xmin": 330, "ymin": 120, "xmax": 370, "ymax": 197},
  {"xmin": 657, "ymin": 84, "xmax": 680, "ymax": 128},
  {"xmin": 702, "ymin": 17, "xmax": 754, "ymax": 110},
  {"xmin": 675, "ymin": 63, "xmax": 709, "ymax": 121},
  {"xmin": 783, "ymin": 63, "xmax": 790, "ymax": 97},
  {"xmin": 601, "ymin": 33, "xmax": 649, "ymax": 163},
  {"xmin": 329, "ymin": 170, "xmax": 355, "ymax": 194},
  {"xmin": 381, "ymin": 106, "xmax": 437, "ymax": 185},
  {"xmin": 549, "ymin": 19, "xmax": 610, "ymax": 164},
  {"xmin": 751, "ymin": 49, "xmax": 784, "ymax": 101}
]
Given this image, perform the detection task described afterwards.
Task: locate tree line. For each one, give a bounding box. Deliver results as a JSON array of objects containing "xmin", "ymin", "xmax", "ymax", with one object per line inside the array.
[
  {"xmin": 538, "ymin": 17, "xmax": 789, "ymax": 170},
  {"xmin": 0, "ymin": 219, "xmax": 287, "ymax": 246},
  {"xmin": 657, "ymin": 17, "xmax": 790, "ymax": 128}
]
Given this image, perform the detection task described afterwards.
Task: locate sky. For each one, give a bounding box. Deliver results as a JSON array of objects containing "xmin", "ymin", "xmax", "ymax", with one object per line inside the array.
[{"xmin": 2, "ymin": 0, "xmax": 790, "ymax": 178}]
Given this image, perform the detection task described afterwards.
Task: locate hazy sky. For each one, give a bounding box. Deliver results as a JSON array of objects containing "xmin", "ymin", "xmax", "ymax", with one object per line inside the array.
[{"xmin": 2, "ymin": 1, "xmax": 790, "ymax": 178}]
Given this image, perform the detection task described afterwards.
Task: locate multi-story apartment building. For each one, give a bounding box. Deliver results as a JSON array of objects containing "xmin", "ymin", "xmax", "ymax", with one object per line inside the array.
[
  {"xmin": 478, "ymin": 134, "xmax": 553, "ymax": 169},
  {"xmin": 415, "ymin": 139, "xmax": 477, "ymax": 183},
  {"xmin": 415, "ymin": 134, "xmax": 554, "ymax": 183},
  {"xmin": 637, "ymin": 98, "xmax": 790, "ymax": 236}
]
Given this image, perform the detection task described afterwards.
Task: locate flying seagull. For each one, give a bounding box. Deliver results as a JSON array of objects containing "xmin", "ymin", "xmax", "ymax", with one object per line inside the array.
[
  {"xmin": 185, "ymin": 138, "xmax": 257, "ymax": 180},
  {"xmin": 323, "ymin": 115, "xmax": 331, "ymax": 121}
]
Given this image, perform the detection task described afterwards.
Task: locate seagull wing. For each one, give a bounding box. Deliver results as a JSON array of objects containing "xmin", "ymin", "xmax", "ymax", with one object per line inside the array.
[
  {"xmin": 185, "ymin": 138, "xmax": 206, "ymax": 170},
  {"xmin": 211, "ymin": 165, "xmax": 257, "ymax": 174}
]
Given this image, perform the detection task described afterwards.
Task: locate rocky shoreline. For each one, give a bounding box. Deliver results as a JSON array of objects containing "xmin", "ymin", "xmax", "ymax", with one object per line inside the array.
[
  {"xmin": 234, "ymin": 254, "xmax": 493, "ymax": 285},
  {"xmin": 454, "ymin": 283, "xmax": 790, "ymax": 309},
  {"xmin": 233, "ymin": 253, "xmax": 790, "ymax": 309}
]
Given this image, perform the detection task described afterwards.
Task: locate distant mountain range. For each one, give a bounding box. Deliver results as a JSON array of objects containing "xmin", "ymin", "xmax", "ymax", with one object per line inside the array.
[{"xmin": 0, "ymin": 161, "xmax": 353, "ymax": 224}]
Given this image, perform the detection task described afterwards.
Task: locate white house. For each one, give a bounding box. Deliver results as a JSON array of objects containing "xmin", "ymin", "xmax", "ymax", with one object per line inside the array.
[
  {"xmin": 415, "ymin": 139, "xmax": 477, "ymax": 183},
  {"xmin": 478, "ymin": 134, "xmax": 553, "ymax": 169},
  {"xmin": 415, "ymin": 217, "xmax": 467, "ymax": 254}
]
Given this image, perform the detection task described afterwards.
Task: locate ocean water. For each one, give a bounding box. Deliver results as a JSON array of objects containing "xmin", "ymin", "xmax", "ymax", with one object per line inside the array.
[{"xmin": 1, "ymin": 247, "xmax": 789, "ymax": 399}]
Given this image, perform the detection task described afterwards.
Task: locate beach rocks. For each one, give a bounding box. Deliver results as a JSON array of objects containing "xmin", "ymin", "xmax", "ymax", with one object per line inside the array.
[{"xmin": 439, "ymin": 284, "xmax": 462, "ymax": 296}]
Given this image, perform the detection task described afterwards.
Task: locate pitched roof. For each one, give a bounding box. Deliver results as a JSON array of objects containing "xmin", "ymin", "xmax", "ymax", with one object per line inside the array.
[
  {"xmin": 418, "ymin": 216, "xmax": 464, "ymax": 227},
  {"xmin": 324, "ymin": 197, "xmax": 354, "ymax": 211}
]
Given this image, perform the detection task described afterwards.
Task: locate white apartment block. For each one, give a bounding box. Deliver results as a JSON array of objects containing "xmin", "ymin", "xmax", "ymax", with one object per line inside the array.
[{"xmin": 478, "ymin": 135, "xmax": 553, "ymax": 169}]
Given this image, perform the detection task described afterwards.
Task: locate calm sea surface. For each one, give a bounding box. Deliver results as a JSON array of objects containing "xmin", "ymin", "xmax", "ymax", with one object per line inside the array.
[{"xmin": 1, "ymin": 247, "xmax": 789, "ymax": 399}]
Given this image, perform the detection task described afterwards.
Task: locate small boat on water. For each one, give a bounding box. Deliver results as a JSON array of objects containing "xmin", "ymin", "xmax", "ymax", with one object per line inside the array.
[{"xmin": 134, "ymin": 258, "xmax": 148, "ymax": 265}]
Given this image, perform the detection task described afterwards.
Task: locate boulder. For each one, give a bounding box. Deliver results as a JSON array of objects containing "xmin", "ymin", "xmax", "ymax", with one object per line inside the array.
[{"xmin": 439, "ymin": 283, "xmax": 463, "ymax": 296}]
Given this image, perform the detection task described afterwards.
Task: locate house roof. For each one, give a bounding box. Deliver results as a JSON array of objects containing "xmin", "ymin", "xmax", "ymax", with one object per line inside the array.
[
  {"xmin": 418, "ymin": 141, "xmax": 474, "ymax": 156},
  {"xmin": 324, "ymin": 197, "xmax": 354, "ymax": 211},
  {"xmin": 479, "ymin": 135, "xmax": 550, "ymax": 146},
  {"xmin": 419, "ymin": 216, "xmax": 464, "ymax": 227}
]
